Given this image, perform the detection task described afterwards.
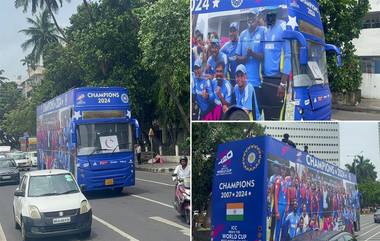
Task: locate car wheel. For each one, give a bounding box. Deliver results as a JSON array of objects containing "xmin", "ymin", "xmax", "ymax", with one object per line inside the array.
[
  {"xmin": 13, "ymin": 210, "xmax": 20, "ymax": 230},
  {"xmin": 80, "ymin": 229, "xmax": 91, "ymax": 239},
  {"xmin": 21, "ymin": 219, "xmax": 30, "ymax": 241}
]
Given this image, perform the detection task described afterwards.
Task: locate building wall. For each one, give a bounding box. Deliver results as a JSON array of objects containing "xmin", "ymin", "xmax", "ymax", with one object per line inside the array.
[
  {"xmin": 360, "ymin": 73, "xmax": 380, "ymax": 99},
  {"xmin": 264, "ymin": 122, "xmax": 340, "ymax": 166}
]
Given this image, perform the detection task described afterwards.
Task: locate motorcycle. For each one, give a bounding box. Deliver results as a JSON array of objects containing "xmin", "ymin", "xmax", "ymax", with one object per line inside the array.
[{"xmin": 172, "ymin": 174, "xmax": 191, "ymax": 224}]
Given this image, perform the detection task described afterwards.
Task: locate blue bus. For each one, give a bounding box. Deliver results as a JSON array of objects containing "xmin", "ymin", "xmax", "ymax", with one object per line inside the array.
[
  {"xmin": 36, "ymin": 87, "xmax": 140, "ymax": 192},
  {"xmin": 191, "ymin": 0, "xmax": 341, "ymax": 120},
  {"xmin": 212, "ymin": 136, "xmax": 360, "ymax": 241}
]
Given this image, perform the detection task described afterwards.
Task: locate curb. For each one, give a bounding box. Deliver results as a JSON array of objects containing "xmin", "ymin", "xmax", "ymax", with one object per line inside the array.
[
  {"xmin": 332, "ymin": 104, "xmax": 380, "ymax": 114},
  {"xmin": 136, "ymin": 166, "xmax": 176, "ymax": 174}
]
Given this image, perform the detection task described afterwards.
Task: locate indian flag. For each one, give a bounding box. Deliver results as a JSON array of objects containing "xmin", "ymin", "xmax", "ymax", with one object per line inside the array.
[{"xmin": 226, "ymin": 203, "xmax": 244, "ymax": 221}]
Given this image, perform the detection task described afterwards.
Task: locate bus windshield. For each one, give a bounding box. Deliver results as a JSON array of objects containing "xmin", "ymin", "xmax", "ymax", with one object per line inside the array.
[{"xmin": 76, "ymin": 122, "xmax": 134, "ymax": 156}]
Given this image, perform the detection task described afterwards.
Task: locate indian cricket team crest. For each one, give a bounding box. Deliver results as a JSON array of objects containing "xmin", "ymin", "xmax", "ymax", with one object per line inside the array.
[
  {"xmin": 121, "ymin": 93, "xmax": 129, "ymax": 103},
  {"xmin": 242, "ymin": 144, "xmax": 262, "ymax": 171},
  {"xmin": 231, "ymin": 0, "xmax": 243, "ymax": 8}
]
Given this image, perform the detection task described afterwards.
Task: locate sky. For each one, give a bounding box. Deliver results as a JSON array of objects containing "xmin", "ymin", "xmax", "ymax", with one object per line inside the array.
[
  {"xmin": 339, "ymin": 122, "xmax": 380, "ymax": 180},
  {"xmin": 0, "ymin": 0, "xmax": 82, "ymax": 81}
]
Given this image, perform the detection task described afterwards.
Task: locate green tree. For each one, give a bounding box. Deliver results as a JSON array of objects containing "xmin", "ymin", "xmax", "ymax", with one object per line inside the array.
[
  {"xmin": 0, "ymin": 69, "xmax": 8, "ymax": 82},
  {"xmin": 345, "ymin": 155, "xmax": 377, "ymax": 184},
  {"xmin": 319, "ymin": 0, "xmax": 370, "ymax": 93},
  {"xmin": 358, "ymin": 181, "xmax": 380, "ymax": 208},
  {"xmin": 0, "ymin": 82, "xmax": 22, "ymax": 119},
  {"xmin": 138, "ymin": 0, "xmax": 190, "ymax": 134},
  {"xmin": 192, "ymin": 123, "xmax": 266, "ymax": 212},
  {"xmin": 15, "ymin": 0, "xmax": 69, "ymax": 41},
  {"xmin": 19, "ymin": 9, "xmax": 62, "ymax": 64}
]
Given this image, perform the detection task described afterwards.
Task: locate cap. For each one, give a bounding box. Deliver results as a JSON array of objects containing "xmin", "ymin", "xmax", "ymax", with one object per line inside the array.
[
  {"xmin": 210, "ymin": 38, "xmax": 220, "ymax": 47},
  {"xmin": 229, "ymin": 22, "xmax": 239, "ymax": 31},
  {"xmin": 194, "ymin": 59, "xmax": 202, "ymax": 68},
  {"xmin": 235, "ymin": 64, "xmax": 247, "ymax": 74}
]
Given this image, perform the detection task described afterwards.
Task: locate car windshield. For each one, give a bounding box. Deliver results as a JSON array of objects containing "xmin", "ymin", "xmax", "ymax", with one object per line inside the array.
[
  {"xmin": 76, "ymin": 122, "xmax": 134, "ymax": 156},
  {"xmin": 376, "ymin": 209, "xmax": 380, "ymax": 214},
  {"xmin": 28, "ymin": 174, "xmax": 79, "ymax": 197},
  {"xmin": 9, "ymin": 153, "xmax": 26, "ymax": 160},
  {"xmin": 0, "ymin": 159, "xmax": 16, "ymax": 168}
]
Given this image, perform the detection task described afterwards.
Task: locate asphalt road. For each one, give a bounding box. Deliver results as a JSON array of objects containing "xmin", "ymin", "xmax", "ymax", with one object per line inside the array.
[
  {"xmin": 332, "ymin": 109, "xmax": 380, "ymax": 120},
  {"xmin": 0, "ymin": 170, "xmax": 189, "ymax": 241},
  {"xmin": 356, "ymin": 214, "xmax": 380, "ymax": 241}
]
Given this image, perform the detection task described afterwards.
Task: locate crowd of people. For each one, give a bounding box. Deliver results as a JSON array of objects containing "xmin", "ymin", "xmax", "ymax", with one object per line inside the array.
[
  {"xmin": 266, "ymin": 162, "xmax": 360, "ymax": 241},
  {"xmin": 192, "ymin": 9, "xmax": 291, "ymax": 121}
]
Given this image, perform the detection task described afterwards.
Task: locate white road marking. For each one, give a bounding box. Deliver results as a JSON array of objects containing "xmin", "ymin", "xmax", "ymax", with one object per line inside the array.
[
  {"xmin": 150, "ymin": 216, "xmax": 190, "ymax": 236},
  {"xmin": 0, "ymin": 224, "xmax": 7, "ymax": 241},
  {"xmin": 365, "ymin": 229, "xmax": 380, "ymax": 241},
  {"xmin": 93, "ymin": 215, "xmax": 139, "ymax": 241},
  {"xmin": 136, "ymin": 178, "xmax": 175, "ymax": 187},
  {"xmin": 130, "ymin": 194, "xmax": 172, "ymax": 208},
  {"xmin": 360, "ymin": 223, "xmax": 377, "ymax": 231},
  {"xmin": 358, "ymin": 226, "xmax": 380, "ymax": 238}
]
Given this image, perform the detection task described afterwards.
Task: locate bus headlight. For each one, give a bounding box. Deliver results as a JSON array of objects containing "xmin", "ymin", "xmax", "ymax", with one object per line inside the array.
[
  {"xmin": 80, "ymin": 200, "xmax": 91, "ymax": 214},
  {"xmin": 29, "ymin": 205, "xmax": 41, "ymax": 219}
]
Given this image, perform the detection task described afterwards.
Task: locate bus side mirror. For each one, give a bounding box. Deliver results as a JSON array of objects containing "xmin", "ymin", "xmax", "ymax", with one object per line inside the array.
[
  {"xmin": 283, "ymin": 30, "xmax": 308, "ymax": 65},
  {"xmin": 325, "ymin": 44, "xmax": 342, "ymax": 67},
  {"xmin": 131, "ymin": 118, "xmax": 141, "ymax": 140}
]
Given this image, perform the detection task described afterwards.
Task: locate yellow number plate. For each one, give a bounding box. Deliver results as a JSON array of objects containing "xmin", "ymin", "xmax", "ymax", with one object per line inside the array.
[{"xmin": 105, "ymin": 179, "xmax": 114, "ymax": 186}]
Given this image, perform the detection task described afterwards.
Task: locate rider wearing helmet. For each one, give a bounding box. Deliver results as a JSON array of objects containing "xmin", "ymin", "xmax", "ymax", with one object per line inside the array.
[{"xmin": 172, "ymin": 156, "xmax": 190, "ymax": 181}]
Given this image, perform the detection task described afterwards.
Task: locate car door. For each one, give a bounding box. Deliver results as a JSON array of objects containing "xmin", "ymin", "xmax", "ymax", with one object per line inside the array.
[{"xmin": 14, "ymin": 175, "xmax": 27, "ymax": 221}]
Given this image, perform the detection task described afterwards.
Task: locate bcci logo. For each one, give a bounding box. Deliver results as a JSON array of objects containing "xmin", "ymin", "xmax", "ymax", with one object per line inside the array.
[
  {"xmin": 231, "ymin": 0, "xmax": 243, "ymax": 8},
  {"xmin": 242, "ymin": 144, "xmax": 262, "ymax": 171},
  {"xmin": 121, "ymin": 93, "xmax": 129, "ymax": 103}
]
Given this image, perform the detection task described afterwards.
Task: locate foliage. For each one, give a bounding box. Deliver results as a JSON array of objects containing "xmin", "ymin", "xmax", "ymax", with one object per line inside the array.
[
  {"xmin": 345, "ymin": 155, "xmax": 377, "ymax": 184},
  {"xmin": 137, "ymin": 0, "xmax": 190, "ymax": 134},
  {"xmin": 192, "ymin": 123, "xmax": 266, "ymax": 212},
  {"xmin": 319, "ymin": 0, "xmax": 370, "ymax": 93},
  {"xmin": 0, "ymin": 69, "xmax": 8, "ymax": 81},
  {"xmin": 19, "ymin": 9, "xmax": 62, "ymax": 64},
  {"xmin": 0, "ymin": 82, "xmax": 22, "ymax": 119},
  {"xmin": 358, "ymin": 181, "xmax": 380, "ymax": 208}
]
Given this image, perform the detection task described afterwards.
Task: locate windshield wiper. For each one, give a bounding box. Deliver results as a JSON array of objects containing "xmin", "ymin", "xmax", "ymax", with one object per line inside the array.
[
  {"xmin": 59, "ymin": 190, "xmax": 79, "ymax": 195},
  {"xmin": 35, "ymin": 192, "xmax": 58, "ymax": 197}
]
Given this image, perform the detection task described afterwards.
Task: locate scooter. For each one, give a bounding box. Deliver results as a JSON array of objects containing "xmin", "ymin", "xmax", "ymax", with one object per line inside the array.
[{"xmin": 172, "ymin": 174, "xmax": 191, "ymax": 224}]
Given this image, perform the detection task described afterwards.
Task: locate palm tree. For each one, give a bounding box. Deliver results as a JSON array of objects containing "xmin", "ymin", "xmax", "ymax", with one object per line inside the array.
[
  {"xmin": 0, "ymin": 69, "xmax": 8, "ymax": 84},
  {"xmin": 345, "ymin": 155, "xmax": 377, "ymax": 184},
  {"xmin": 15, "ymin": 0, "xmax": 70, "ymax": 41},
  {"xmin": 19, "ymin": 9, "xmax": 62, "ymax": 65}
]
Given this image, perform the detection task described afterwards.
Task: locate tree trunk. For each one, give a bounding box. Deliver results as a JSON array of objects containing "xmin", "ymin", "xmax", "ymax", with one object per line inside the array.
[
  {"xmin": 45, "ymin": 2, "xmax": 67, "ymax": 42},
  {"xmin": 82, "ymin": 0, "xmax": 95, "ymax": 25},
  {"xmin": 164, "ymin": 81, "xmax": 190, "ymax": 135}
]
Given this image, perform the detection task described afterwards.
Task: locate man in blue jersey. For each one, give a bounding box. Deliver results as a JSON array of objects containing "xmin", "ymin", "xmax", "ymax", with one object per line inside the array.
[
  {"xmin": 210, "ymin": 62, "xmax": 232, "ymax": 120},
  {"xmin": 236, "ymin": 12, "xmax": 265, "ymax": 115},
  {"xmin": 262, "ymin": 9, "xmax": 291, "ymax": 120},
  {"xmin": 286, "ymin": 201, "xmax": 300, "ymax": 240},
  {"xmin": 192, "ymin": 59, "xmax": 213, "ymax": 120},
  {"xmin": 206, "ymin": 38, "xmax": 228, "ymax": 79},
  {"xmin": 234, "ymin": 64, "xmax": 260, "ymax": 120},
  {"xmin": 220, "ymin": 22, "xmax": 239, "ymax": 87}
]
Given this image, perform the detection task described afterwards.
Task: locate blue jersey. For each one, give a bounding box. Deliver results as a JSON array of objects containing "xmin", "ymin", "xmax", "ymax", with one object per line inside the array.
[
  {"xmin": 263, "ymin": 20, "xmax": 291, "ymax": 77},
  {"xmin": 211, "ymin": 79, "xmax": 232, "ymax": 106},
  {"xmin": 206, "ymin": 52, "xmax": 228, "ymax": 76},
  {"xmin": 220, "ymin": 41, "xmax": 238, "ymax": 80},
  {"xmin": 236, "ymin": 27, "xmax": 265, "ymax": 87},
  {"xmin": 192, "ymin": 77, "xmax": 213, "ymax": 113},
  {"xmin": 234, "ymin": 84, "xmax": 253, "ymax": 111},
  {"xmin": 286, "ymin": 212, "xmax": 300, "ymax": 239}
]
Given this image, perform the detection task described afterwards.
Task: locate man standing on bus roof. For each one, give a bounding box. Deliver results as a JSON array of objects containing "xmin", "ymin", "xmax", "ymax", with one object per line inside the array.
[
  {"xmin": 210, "ymin": 62, "xmax": 232, "ymax": 119},
  {"xmin": 192, "ymin": 59, "xmax": 214, "ymax": 120},
  {"xmin": 205, "ymin": 38, "xmax": 228, "ymax": 79},
  {"xmin": 220, "ymin": 22, "xmax": 239, "ymax": 87},
  {"xmin": 262, "ymin": 9, "xmax": 291, "ymax": 120},
  {"xmin": 236, "ymin": 12, "xmax": 265, "ymax": 114},
  {"xmin": 234, "ymin": 64, "xmax": 260, "ymax": 120}
]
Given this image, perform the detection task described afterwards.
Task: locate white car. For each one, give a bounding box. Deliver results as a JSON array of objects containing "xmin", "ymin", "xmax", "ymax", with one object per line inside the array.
[
  {"xmin": 7, "ymin": 152, "xmax": 31, "ymax": 171},
  {"xmin": 13, "ymin": 169, "xmax": 92, "ymax": 241},
  {"xmin": 26, "ymin": 152, "xmax": 37, "ymax": 167}
]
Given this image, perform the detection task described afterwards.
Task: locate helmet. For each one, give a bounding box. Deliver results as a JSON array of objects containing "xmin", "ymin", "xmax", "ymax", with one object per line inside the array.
[{"xmin": 179, "ymin": 155, "xmax": 188, "ymax": 162}]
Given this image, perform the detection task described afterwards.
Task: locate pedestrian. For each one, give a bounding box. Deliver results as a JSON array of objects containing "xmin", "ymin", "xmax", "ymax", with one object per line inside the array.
[
  {"xmin": 234, "ymin": 64, "xmax": 260, "ymax": 120},
  {"xmin": 135, "ymin": 143, "xmax": 142, "ymax": 165},
  {"xmin": 282, "ymin": 133, "xmax": 296, "ymax": 148},
  {"xmin": 236, "ymin": 12, "xmax": 265, "ymax": 114},
  {"xmin": 304, "ymin": 145, "xmax": 309, "ymax": 153},
  {"xmin": 261, "ymin": 9, "xmax": 291, "ymax": 120}
]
